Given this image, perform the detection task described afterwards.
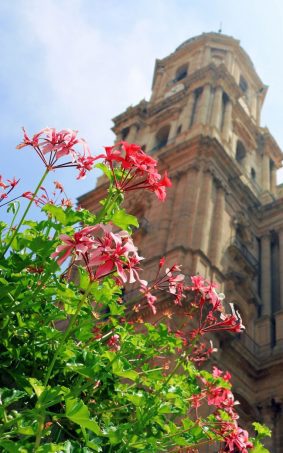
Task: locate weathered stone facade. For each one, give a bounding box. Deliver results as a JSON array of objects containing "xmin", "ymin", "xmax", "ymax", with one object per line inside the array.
[{"xmin": 79, "ymin": 33, "xmax": 283, "ymax": 451}]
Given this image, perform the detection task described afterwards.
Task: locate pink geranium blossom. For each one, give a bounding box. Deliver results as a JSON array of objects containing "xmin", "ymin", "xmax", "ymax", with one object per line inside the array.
[
  {"xmin": 17, "ymin": 127, "xmax": 98, "ymax": 180},
  {"xmin": 52, "ymin": 224, "xmax": 144, "ymax": 284},
  {"xmin": 100, "ymin": 141, "xmax": 172, "ymax": 201}
]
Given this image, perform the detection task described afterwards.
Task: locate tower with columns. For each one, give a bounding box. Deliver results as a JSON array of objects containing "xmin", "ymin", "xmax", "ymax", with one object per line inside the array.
[{"xmin": 79, "ymin": 33, "xmax": 283, "ymax": 451}]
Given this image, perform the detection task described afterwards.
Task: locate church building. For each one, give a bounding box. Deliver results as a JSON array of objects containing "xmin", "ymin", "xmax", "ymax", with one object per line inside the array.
[{"xmin": 79, "ymin": 33, "xmax": 283, "ymax": 451}]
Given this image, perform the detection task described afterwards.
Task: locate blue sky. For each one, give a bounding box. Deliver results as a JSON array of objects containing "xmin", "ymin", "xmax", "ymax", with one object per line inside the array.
[{"xmin": 1, "ymin": 0, "xmax": 283, "ymax": 221}]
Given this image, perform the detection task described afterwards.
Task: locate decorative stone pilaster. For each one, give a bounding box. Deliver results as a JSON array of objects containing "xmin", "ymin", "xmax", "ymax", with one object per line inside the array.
[
  {"xmin": 168, "ymin": 120, "xmax": 178, "ymax": 141},
  {"xmin": 203, "ymin": 45, "xmax": 211, "ymax": 65},
  {"xmin": 210, "ymin": 86, "xmax": 223, "ymax": 130},
  {"xmin": 198, "ymin": 84, "xmax": 211, "ymax": 125},
  {"xmin": 186, "ymin": 91, "xmax": 196, "ymax": 129},
  {"xmin": 270, "ymin": 163, "xmax": 277, "ymax": 195},
  {"xmin": 255, "ymin": 233, "xmax": 272, "ymax": 350},
  {"xmin": 174, "ymin": 167, "xmax": 200, "ymax": 249},
  {"xmin": 222, "ymin": 99, "xmax": 232, "ymax": 142},
  {"xmin": 127, "ymin": 124, "xmax": 139, "ymax": 143},
  {"xmin": 274, "ymin": 229, "xmax": 283, "ymax": 349},
  {"xmin": 208, "ymin": 183, "xmax": 225, "ymax": 268},
  {"xmin": 192, "ymin": 169, "xmax": 213, "ymax": 253},
  {"xmin": 262, "ymin": 154, "xmax": 270, "ymax": 192},
  {"xmin": 261, "ymin": 233, "xmax": 271, "ymax": 317}
]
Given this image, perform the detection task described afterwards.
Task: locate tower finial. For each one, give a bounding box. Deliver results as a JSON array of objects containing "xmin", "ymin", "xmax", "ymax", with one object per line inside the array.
[{"xmin": 218, "ymin": 22, "xmax": 222, "ymax": 33}]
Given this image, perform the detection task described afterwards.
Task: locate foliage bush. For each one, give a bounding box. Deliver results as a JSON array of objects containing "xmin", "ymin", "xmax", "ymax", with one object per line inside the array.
[{"xmin": 0, "ymin": 128, "xmax": 271, "ymax": 452}]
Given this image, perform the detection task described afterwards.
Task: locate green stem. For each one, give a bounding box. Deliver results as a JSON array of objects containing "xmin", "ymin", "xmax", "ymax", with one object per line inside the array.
[
  {"xmin": 3, "ymin": 168, "xmax": 49, "ymax": 256},
  {"xmin": 44, "ymin": 285, "xmax": 92, "ymax": 387},
  {"xmin": 95, "ymin": 189, "xmax": 121, "ymax": 224},
  {"xmin": 34, "ymin": 283, "xmax": 92, "ymax": 450},
  {"xmin": 7, "ymin": 201, "xmax": 20, "ymax": 236}
]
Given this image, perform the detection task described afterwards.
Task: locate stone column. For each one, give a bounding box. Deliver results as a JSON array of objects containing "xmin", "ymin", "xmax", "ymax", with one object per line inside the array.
[
  {"xmin": 198, "ymin": 84, "xmax": 211, "ymax": 125},
  {"xmin": 251, "ymin": 94, "xmax": 258, "ymax": 122},
  {"xmin": 261, "ymin": 233, "xmax": 271, "ymax": 316},
  {"xmin": 209, "ymin": 184, "xmax": 225, "ymax": 268},
  {"xmin": 275, "ymin": 229, "xmax": 283, "ymax": 348},
  {"xmin": 262, "ymin": 154, "xmax": 270, "ymax": 191},
  {"xmin": 203, "ymin": 45, "xmax": 211, "ymax": 65},
  {"xmin": 270, "ymin": 163, "xmax": 277, "ymax": 194},
  {"xmin": 186, "ymin": 91, "xmax": 196, "ymax": 129},
  {"xmin": 222, "ymin": 99, "xmax": 232, "ymax": 142},
  {"xmin": 210, "ymin": 86, "xmax": 223, "ymax": 130},
  {"xmin": 127, "ymin": 124, "xmax": 138, "ymax": 143},
  {"xmin": 147, "ymin": 131, "xmax": 157, "ymax": 153},
  {"xmin": 168, "ymin": 120, "xmax": 178, "ymax": 142},
  {"xmin": 192, "ymin": 170, "xmax": 213, "ymax": 253},
  {"xmin": 174, "ymin": 167, "xmax": 200, "ymax": 249},
  {"xmin": 225, "ymin": 51, "xmax": 233, "ymax": 72},
  {"xmin": 255, "ymin": 233, "xmax": 272, "ymax": 349},
  {"xmin": 155, "ymin": 181, "xmax": 176, "ymax": 256}
]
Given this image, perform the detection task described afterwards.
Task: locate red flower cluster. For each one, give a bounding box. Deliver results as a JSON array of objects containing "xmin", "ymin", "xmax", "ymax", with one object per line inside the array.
[
  {"xmin": 107, "ymin": 334, "xmax": 120, "ymax": 351},
  {"xmin": 192, "ymin": 367, "xmax": 253, "ymax": 452},
  {"xmin": 100, "ymin": 142, "xmax": 172, "ymax": 201},
  {"xmin": 52, "ymin": 224, "xmax": 143, "ymax": 284},
  {"xmin": 187, "ymin": 275, "xmax": 245, "ymax": 337},
  {"xmin": 0, "ymin": 175, "xmax": 20, "ymax": 204},
  {"xmin": 17, "ymin": 128, "xmax": 97, "ymax": 179},
  {"xmin": 139, "ymin": 259, "xmax": 185, "ymax": 314}
]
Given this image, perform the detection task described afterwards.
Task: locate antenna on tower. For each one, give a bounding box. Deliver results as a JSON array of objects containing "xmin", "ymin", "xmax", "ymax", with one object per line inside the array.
[{"xmin": 218, "ymin": 22, "xmax": 222, "ymax": 33}]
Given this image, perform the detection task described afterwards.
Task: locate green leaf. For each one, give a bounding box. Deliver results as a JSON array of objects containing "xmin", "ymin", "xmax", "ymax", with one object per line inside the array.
[
  {"xmin": 252, "ymin": 422, "xmax": 272, "ymax": 438},
  {"xmin": 251, "ymin": 444, "xmax": 270, "ymax": 453},
  {"xmin": 95, "ymin": 163, "xmax": 112, "ymax": 181},
  {"xmin": 111, "ymin": 209, "xmax": 138, "ymax": 231},
  {"xmin": 43, "ymin": 204, "xmax": 81, "ymax": 226},
  {"xmin": 65, "ymin": 397, "xmax": 102, "ymax": 435},
  {"xmin": 29, "ymin": 378, "xmax": 45, "ymax": 397},
  {"xmin": 0, "ymin": 388, "xmax": 26, "ymax": 409},
  {"xmin": 37, "ymin": 386, "xmax": 65, "ymax": 408},
  {"xmin": 112, "ymin": 358, "xmax": 138, "ymax": 381}
]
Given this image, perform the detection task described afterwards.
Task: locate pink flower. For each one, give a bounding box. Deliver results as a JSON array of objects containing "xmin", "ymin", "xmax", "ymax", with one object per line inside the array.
[
  {"xmin": 224, "ymin": 426, "xmax": 253, "ymax": 452},
  {"xmin": 54, "ymin": 180, "xmax": 64, "ymax": 192},
  {"xmin": 52, "ymin": 224, "xmax": 144, "ymax": 285},
  {"xmin": 0, "ymin": 176, "xmax": 8, "ymax": 190},
  {"xmin": 100, "ymin": 141, "xmax": 172, "ymax": 201},
  {"xmin": 17, "ymin": 127, "xmax": 98, "ymax": 180},
  {"xmin": 7, "ymin": 177, "xmax": 20, "ymax": 189},
  {"xmin": 51, "ymin": 226, "xmax": 98, "ymax": 265},
  {"xmin": 107, "ymin": 334, "xmax": 120, "ymax": 351}
]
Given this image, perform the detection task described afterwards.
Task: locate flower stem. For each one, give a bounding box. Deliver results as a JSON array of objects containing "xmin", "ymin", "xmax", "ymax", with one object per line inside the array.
[
  {"xmin": 34, "ymin": 283, "xmax": 92, "ymax": 450},
  {"xmin": 3, "ymin": 168, "xmax": 49, "ymax": 256},
  {"xmin": 44, "ymin": 284, "xmax": 92, "ymax": 387}
]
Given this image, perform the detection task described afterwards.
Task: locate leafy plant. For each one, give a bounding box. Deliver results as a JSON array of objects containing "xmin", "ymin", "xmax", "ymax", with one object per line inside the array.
[{"xmin": 0, "ymin": 129, "xmax": 270, "ymax": 452}]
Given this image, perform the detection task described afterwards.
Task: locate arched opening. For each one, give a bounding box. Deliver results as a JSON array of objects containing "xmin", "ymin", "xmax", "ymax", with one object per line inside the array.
[
  {"xmin": 239, "ymin": 75, "xmax": 248, "ymax": 94},
  {"xmin": 251, "ymin": 167, "xmax": 256, "ymax": 181},
  {"xmin": 176, "ymin": 125, "xmax": 182, "ymax": 135},
  {"xmin": 236, "ymin": 140, "xmax": 246, "ymax": 163},
  {"xmin": 221, "ymin": 92, "xmax": 229, "ymax": 130},
  {"xmin": 121, "ymin": 127, "xmax": 130, "ymax": 140},
  {"xmin": 174, "ymin": 64, "xmax": 188, "ymax": 82},
  {"xmin": 154, "ymin": 125, "xmax": 170, "ymax": 151}
]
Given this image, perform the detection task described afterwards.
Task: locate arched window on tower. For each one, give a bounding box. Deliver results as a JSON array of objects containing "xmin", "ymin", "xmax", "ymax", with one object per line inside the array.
[
  {"xmin": 174, "ymin": 64, "xmax": 188, "ymax": 82},
  {"xmin": 239, "ymin": 75, "xmax": 248, "ymax": 95},
  {"xmin": 235, "ymin": 140, "xmax": 246, "ymax": 163},
  {"xmin": 221, "ymin": 92, "xmax": 229, "ymax": 130},
  {"xmin": 121, "ymin": 127, "xmax": 130, "ymax": 140},
  {"xmin": 154, "ymin": 125, "xmax": 170, "ymax": 151},
  {"xmin": 189, "ymin": 87, "xmax": 203, "ymax": 127}
]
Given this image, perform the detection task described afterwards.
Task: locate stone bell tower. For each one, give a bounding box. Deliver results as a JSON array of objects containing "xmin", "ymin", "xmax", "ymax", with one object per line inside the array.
[{"xmin": 79, "ymin": 33, "xmax": 283, "ymax": 451}]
